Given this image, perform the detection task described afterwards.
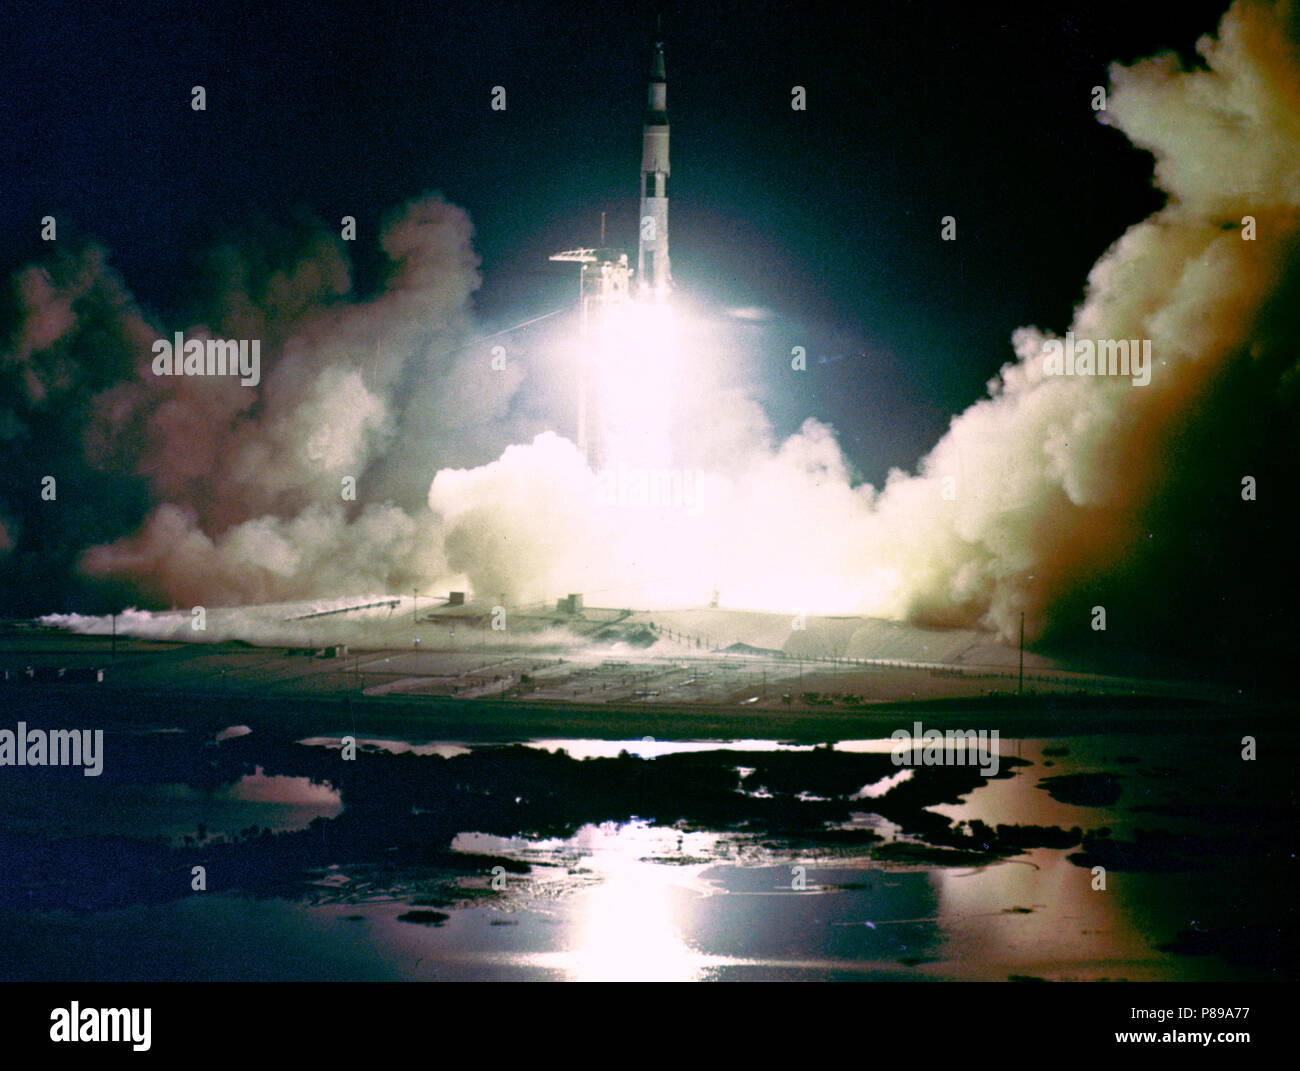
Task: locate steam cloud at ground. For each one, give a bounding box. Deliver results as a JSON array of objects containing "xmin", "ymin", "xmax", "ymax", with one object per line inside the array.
[{"xmin": 5, "ymin": 0, "xmax": 1298, "ymax": 663}]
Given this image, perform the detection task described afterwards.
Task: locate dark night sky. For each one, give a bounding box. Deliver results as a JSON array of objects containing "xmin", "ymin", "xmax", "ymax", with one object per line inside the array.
[{"xmin": 2, "ymin": 0, "xmax": 1232, "ymax": 482}]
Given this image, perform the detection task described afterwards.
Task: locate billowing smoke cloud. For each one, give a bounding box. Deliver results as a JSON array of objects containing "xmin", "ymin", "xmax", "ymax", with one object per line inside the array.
[
  {"xmin": 870, "ymin": 0, "xmax": 1300, "ymax": 654},
  {"xmin": 3, "ymin": 196, "xmax": 530, "ymax": 611},
  {"xmin": 5, "ymin": 0, "xmax": 1298, "ymax": 671}
]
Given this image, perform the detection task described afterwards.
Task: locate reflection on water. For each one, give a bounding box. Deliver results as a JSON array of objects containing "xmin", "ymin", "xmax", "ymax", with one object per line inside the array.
[
  {"xmin": 428, "ymin": 821, "xmax": 1269, "ymax": 981},
  {"xmin": 456, "ymin": 823, "xmax": 736, "ymax": 980},
  {"xmin": 417, "ymin": 734, "xmax": 1289, "ymax": 980},
  {"xmin": 0, "ymin": 767, "xmax": 341, "ymax": 843},
  {"xmin": 223, "ymin": 766, "xmax": 338, "ymax": 806},
  {"xmin": 568, "ymin": 823, "xmax": 714, "ymax": 981},
  {"xmin": 528, "ymin": 738, "xmax": 819, "ymax": 760},
  {"xmin": 297, "ymin": 736, "xmax": 470, "ymax": 758},
  {"xmin": 852, "ymin": 768, "xmax": 913, "ymax": 799},
  {"xmin": 0, "ymin": 728, "xmax": 1291, "ymax": 980},
  {"xmin": 924, "ymin": 736, "xmax": 1231, "ymax": 838}
]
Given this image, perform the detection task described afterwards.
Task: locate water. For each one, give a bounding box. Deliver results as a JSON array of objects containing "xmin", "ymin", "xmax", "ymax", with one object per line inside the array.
[{"xmin": 0, "ymin": 726, "xmax": 1292, "ymax": 980}]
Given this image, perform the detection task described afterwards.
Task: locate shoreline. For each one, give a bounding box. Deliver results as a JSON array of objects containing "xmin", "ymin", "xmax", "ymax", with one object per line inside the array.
[
  {"xmin": 0, "ymin": 683, "xmax": 1269, "ymax": 745},
  {"xmin": 0, "ymin": 628, "xmax": 1269, "ymax": 745}
]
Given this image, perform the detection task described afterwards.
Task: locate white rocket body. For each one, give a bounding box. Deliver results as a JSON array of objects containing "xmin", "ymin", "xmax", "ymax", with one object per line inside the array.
[{"xmin": 638, "ymin": 41, "xmax": 671, "ymax": 299}]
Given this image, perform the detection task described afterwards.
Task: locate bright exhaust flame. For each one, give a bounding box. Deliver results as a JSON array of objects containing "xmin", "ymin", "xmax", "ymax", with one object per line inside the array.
[{"xmin": 593, "ymin": 299, "xmax": 677, "ymax": 472}]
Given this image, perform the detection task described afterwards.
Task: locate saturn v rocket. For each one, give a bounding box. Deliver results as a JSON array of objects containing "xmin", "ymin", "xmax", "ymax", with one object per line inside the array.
[{"xmin": 550, "ymin": 36, "xmax": 675, "ymax": 469}]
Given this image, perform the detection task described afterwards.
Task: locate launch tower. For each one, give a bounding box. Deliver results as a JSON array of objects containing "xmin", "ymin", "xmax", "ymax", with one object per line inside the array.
[{"xmin": 548, "ymin": 246, "xmax": 631, "ymax": 467}]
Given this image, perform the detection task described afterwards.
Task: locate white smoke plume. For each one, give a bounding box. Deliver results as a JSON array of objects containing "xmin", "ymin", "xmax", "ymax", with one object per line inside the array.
[{"xmin": 72, "ymin": 195, "xmax": 525, "ymax": 604}]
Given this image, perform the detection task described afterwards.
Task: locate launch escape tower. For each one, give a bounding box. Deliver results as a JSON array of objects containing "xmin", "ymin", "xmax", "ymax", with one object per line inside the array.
[{"xmin": 551, "ymin": 36, "xmax": 673, "ymax": 468}]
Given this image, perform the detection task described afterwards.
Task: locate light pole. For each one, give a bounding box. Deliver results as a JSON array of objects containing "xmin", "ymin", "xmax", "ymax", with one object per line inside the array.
[{"xmin": 1019, "ymin": 611, "xmax": 1025, "ymax": 696}]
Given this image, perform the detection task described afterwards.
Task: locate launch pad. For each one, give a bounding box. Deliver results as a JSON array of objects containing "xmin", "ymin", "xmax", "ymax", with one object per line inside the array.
[{"xmin": 22, "ymin": 598, "xmax": 1218, "ymax": 714}]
